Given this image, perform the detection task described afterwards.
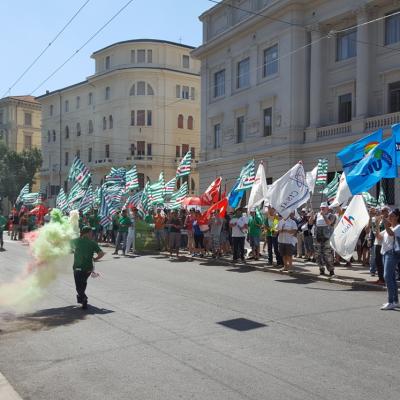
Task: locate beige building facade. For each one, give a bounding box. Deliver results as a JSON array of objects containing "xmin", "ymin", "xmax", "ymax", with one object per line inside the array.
[
  {"xmin": 192, "ymin": 0, "xmax": 400, "ymax": 205},
  {"xmin": 38, "ymin": 39, "xmax": 200, "ymax": 204}
]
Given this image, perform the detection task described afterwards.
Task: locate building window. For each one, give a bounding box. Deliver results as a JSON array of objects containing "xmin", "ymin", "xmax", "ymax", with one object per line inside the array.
[
  {"xmin": 147, "ymin": 110, "xmax": 152, "ymax": 126},
  {"xmin": 191, "ymin": 147, "xmax": 195, "ymax": 159},
  {"xmin": 47, "ymin": 130, "xmax": 50, "ymax": 143},
  {"xmin": 187, "ymin": 116, "xmax": 193, "ymax": 130},
  {"xmin": 385, "ymin": 10, "xmax": 400, "ymax": 45},
  {"xmin": 137, "ymin": 49, "xmax": 146, "ymax": 63},
  {"xmin": 76, "ymin": 96, "xmax": 80, "ymax": 109},
  {"xmin": 147, "ymin": 84, "xmax": 154, "ymax": 95},
  {"xmin": 176, "ymin": 85, "xmax": 181, "ymax": 98},
  {"xmin": 49, "ymin": 105, "xmax": 54, "ymax": 116},
  {"xmin": 263, "ymin": 107, "xmax": 272, "ymax": 136},
  {"xmin": 65, "ymin": 125, "xmax": 69, "ymax": 139},
  {"xmin": 0, "ymin": 111, "xmax": 3, "ymax": 124},
  {"xmin": 182, "ymin": 144, "xmax": 189, "ymax": 156},
  {"xmin": 263, "ymin": 44, "xmax": 278, "ymax": 77},
  {"xmin": 190, "ymin": 87, "xmax": 195, "ymax": 100},
  {"xmin": 338, "ymin": 93, "xmax": 352, "ymax": 123},
  {"xmin": 88, "ymin": 92, "xmax": 93, "ymax": 105},
  {"xmin": 214, "ymin": 123, "xmax": 221, "ymax": 148},
  {"xmin": 130, "ymin": 143, "xmax": 135, "ymax": 156},
  {"xmin": 147, "ymin": 143, "xmax": 152, "ymax": 156},
  {"xmin": 24, "ymin": 112, "xmax": 32, "ymax": 126},
  {"xmin": 65, "ymin": 100, "xmax": 69, "ymax": 112},
  {"xmin": 178, "ymin": 114, "xmax": 184, "ymax": 129},
  {"xmin": 138, "ymin": 173, "xmax": 144, "ymax": 189},
  {"xmin": 65, "ymin": 152, "xmax": 69, "ymax": 166},
  {"xmin": 88, "ymin": 120, "xmax": 93, "ymax": 134},
  {"xmin": 76, "ymin": 149, "xmax": 80, "ymax": 158},
  {"xmin": 237, "ymin": 57, "xmax": 250, "ymax": 89},
  {"xmin": 336, "ymin": 29, "xmax": 357, "ymax": 61},
  {"xmin": 88, "ymin": 148, "xmax": 92, "ymax": 162},
  {"xmin": 182, "ymin": 55, "xmax": 190, "ymax": 68},
  {"xmin": 137, "ymin": 141, "xmax": 145, "ymax": 156},
  {"xmin": 102, "ymin": 117, "xmax": 107, "ymax": 130},
  {"xmin": 105, "ymin": 55, "xmax": 110, "ymax": 70},
  {"xmin": 130, "ymin": 49, "xmax": 135, "ymax": 63},
  {"xmin": 105, "ymin": 86, "xmax": 110, "ymax": 100},
  {"xmin": 137, "ymin": 81, "xmax": 146, "ymax": 95},
  {"xmin": 105, "ymin": 144, "xmax": 110, "ymax": 158},
  {"xmin": 389, "ymin": 81, "xmax": 400, "ymax": 113},
  {"xmin": 182, "ymin": 86, "xmax": 190, "ymax": 99},
  {"xmin": 176, "ymin": 145, "xmax": 180, "ymax": 157},
  {"xmin": 24, "ymin": 135, "xmax": 32, "ymax": 150},
  {"xmin": 129, "ymin": 84, "xmax": 135, "ymax": 96},
  {"xmin": 76, "ymin": 123, "xmax": 81, "ymax": 136},
  {"xmin": 147, "ymin": 49, "xmax": 152, "ymax": 63},
  {"xmin": 53, "ymin": 130, "xmax": 56, "ymax": 142},
  {"xmin": 214, "ymin": 70, "xmax": 225, "ymax": 98},
  {"xmin": 137, "ymin": 110, "xmax": 145, "ymax": 126},
  {"xmin": 130, "ymin": 110, "xmax": 135, "ymax": 126},
  {"xmin": 109, "ymin": 115, "xmax": 113, "ymax": 129},
  {"xmin": 237, "ymin": 116, "xmax": 245, "ymax": 143}
]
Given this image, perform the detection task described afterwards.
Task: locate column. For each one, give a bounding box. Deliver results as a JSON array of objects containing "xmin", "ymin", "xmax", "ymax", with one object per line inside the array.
[
  {"xmin": 356, "ymin": 8, "xmax": 369, "ymax": 118},
  {"xmin": 309, "ymin": 29, "xmax": 322, "ymax": 127}
]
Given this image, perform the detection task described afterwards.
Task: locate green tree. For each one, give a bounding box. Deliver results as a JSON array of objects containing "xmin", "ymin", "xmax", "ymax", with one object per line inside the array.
[{"xmin": 0, "ymin": 142, "xmax": 42, "ymax": 204}]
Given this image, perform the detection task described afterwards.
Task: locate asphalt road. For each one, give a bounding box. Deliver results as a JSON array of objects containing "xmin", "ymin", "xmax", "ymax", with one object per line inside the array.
[{"xmin": 0, "ymin": 239, "xmax": 399, "ymax": 400}]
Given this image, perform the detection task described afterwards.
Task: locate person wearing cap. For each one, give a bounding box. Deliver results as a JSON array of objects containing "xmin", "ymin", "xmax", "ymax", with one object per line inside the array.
[
  {"xmin": 71, "ymin": 226, "xmax": 105, "ymax": 309},
  {"xmin": 310, "ymin": 202, "xmax": 336, "ymax": 277}
]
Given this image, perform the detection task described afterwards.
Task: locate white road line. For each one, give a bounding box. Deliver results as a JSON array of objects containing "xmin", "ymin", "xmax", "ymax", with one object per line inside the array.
[{"xmin": 0, "ymin": 372, "xmax": 23, "ymax": 400}]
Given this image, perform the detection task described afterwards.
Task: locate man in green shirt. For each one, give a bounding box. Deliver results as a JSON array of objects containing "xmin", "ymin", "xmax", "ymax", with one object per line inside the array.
[
  {"xmin": 88, "ymin": 209, "xmax": 101, "ymax": 241},
  {"xmin": 113, "ymin": 209, "xmax": 132, "ymax": 256},
  {"xmin": 144, "ymin": 211, "xmax": 154, "ymax": 224},
  {"xmin": 248, "ymin": 209, "xmax": 263, "ymax": 260},
  {"xmin": 0, "ymin": 210, "xmax": 7, "ymax": 251},
  {"xmin": 72, "ymin": 226, "xmax": 104, "ymax": 309}
]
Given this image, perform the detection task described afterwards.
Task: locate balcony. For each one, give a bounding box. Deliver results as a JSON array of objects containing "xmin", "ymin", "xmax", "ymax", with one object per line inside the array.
[{"xmin": 305, "ymin": 111, "xmax": 400, "ymax": 143}]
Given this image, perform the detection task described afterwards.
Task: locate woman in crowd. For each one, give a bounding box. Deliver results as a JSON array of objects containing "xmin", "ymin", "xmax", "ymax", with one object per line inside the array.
[
  {"xmin": 277, "ymin": 212, "xmax": 297, "ymax": 273},
  {"xmin": 192, "ymin": 210, "xmax": 205, "ymax": 257}
]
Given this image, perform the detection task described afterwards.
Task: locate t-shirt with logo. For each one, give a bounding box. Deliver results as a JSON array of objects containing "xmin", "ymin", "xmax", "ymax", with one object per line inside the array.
[{"xmin": 72, "ymin": 236, "xmax": 102, "ymax": 272}]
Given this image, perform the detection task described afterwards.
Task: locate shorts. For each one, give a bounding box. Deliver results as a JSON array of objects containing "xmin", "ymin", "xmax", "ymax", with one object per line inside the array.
[
  {"xmin": 249, "ymin": 236, "xmax": 260, "ymax": 248},
  {"xmin": 194, "ymin": 234, "xmax": 205, "ymax": 249},
  {"xmin": 278, "ymin": 243, "xmax": 295, "ymax": 257}
]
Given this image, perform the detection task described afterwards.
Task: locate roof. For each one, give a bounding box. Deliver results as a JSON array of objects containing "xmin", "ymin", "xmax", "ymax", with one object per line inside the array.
[
  {"xmin": 92, "ymin": 39, "xmax": 195, "ymax": 56},
  {"xmin": 1, "ymin": 95, "xmax": 40, "ymax": 104},
  {"xmin": 35, "ymin": 80, "xmax": 88, "ymax": 100}
]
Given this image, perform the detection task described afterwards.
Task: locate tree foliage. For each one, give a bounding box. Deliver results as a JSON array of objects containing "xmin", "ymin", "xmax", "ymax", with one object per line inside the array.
[{"xmin": 0, "ymin": 142, "xmax": 42, "ymax": 204}]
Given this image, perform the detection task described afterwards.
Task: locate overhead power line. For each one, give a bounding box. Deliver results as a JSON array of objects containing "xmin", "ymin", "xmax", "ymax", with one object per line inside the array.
[
  {"xmin": 1, "ymin": 0, "xmax": 91, "ymax": 98},
  {"xmin": 29, "ymin": 0, "xmax": 136, "ymax": 96}
]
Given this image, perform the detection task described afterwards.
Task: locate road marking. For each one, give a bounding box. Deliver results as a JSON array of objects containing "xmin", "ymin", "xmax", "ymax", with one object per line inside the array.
[{"xmin": 0, "ymin": 372, "xmax": 23, "ymax": 400}]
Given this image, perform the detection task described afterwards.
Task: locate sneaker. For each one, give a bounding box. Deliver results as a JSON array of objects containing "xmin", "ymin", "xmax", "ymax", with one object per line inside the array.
[
  {"xmin": 380, "ymin": 303, "xmax": 397, "ymax": 310},
  {"xmin": 329, "ymin": 271, "xmax": 336, "ymax": 278},
  {"xmin": 319, "ymin": 269, "xmax": 326, "ymax": 276},
  {"xmin": 82, "ymin": 300, "xmax": 88, "ymax": 310},
  {"xmin": 372, "ymin": 279, "xmax": 385, "ymax": 285},
  {"xmin": 394, "ymin": 302, "xmax": 400, "ymax": 308}
]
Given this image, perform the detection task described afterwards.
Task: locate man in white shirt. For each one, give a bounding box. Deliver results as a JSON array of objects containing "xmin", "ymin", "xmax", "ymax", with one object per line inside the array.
[
  {"xmin": 229, "ymin": 208, "xmax": 248, "ymax": 263},
  {"xmin": 277, "ymin": 212, "xmax": 298, "ymax": 272}
]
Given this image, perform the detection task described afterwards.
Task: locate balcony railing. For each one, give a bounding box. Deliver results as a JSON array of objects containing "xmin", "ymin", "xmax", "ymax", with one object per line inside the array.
[
  {"xmin": 316, "ymin": 122, "xmax": 352, "ymax": 139},
  {"xmin": 365, "ymin": 112, "xmax": 400, "ymax": 131}
]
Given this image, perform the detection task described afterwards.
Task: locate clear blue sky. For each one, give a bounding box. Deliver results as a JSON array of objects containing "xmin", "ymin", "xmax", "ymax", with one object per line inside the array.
[{"xmin": 1, "ymin": 0, "xmax": 213, "ymax": 97}]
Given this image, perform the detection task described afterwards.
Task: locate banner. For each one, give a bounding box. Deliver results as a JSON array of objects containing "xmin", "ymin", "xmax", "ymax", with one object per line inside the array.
[
  {"xmin": 330, "ymin": 195, "xmax": 369, "ymax": 261},
  {"xmin": 306, "ymin": 166, "xmax": 318, "ymax": 193},
  {"xmin": 330, "ymin": 172, "xmax": 352, "ymax": 208},
  {"xmin": 247, "ymin": 162, "xmax": 267, "ymax": 210}
]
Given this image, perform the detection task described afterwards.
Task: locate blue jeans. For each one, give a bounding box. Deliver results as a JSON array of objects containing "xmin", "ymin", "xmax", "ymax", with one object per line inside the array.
[
  {"xmin": 369, "ymin": 245, "xmax": 376, "ymax": 274},
  {"xmin": 383, "ymin": 251, "xmax": 399, "ymax": 304}
]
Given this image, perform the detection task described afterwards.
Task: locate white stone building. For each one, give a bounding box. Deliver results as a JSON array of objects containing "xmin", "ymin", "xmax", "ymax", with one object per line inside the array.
[
  {"xmin": 37, "ymin": 39, "xmax": 200, "ymax": 204},
  {"xmin": 192, "ymin": 0, "xmax": 400, "ymax": 205}
]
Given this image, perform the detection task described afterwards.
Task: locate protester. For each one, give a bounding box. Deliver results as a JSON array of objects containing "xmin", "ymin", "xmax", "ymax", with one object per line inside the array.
[
  {"xmin": 0, "ymin": 210, "xmax": 7, "ymax": 251},
  {"xmin": 125, "ymin": 208, "xmax": 137, "ymax": 254},
  {"xmin": 248, "ymin": 209, "xmax": 262, "ymax": 260},
  {"xmin": 375, "ymin": 209, "xmax": 400, "ymax": 310},
  {"xmin": 113, "ymin": 209, "xmax": 131, "ymax": 256},
  {"xmin": 72, "ymin": 226, "xmax": 105, "ymax": 309},
  {"xmin": 144, "ymin": 211, "xmax": 154, "ymax": 224},
  {"xmin": 112, "ymin": 211, "xmax": 120, "ymax": 244},
  {"xmin": 192, "ymin": 211, "xmax": 205, "ymax": 257},
  {"xmin": 168, "ymin": 210, "xmax": 182, "ymax": 258},
  {"xmin": 220, "ymin": 213, "xmax": 231, "ymax": 256},
  {"xmin": 264, "ymin": 206, "xmax": 283, "ymax": 267},
  {"xmin": 230, "ymin": 208, "xmax": 248, "ymax": 263},
  {"xmin": 209, "ymin": 210, "xmax": 223, "ymax": 258},
  {"xmin": 88, "ymin": 209, "xmax": 101, "ymax": 241},
  {"xmin": 296, "ymin": 208, "xmax": 307, "ymax": 258},
  {"xmin": 185, "ymin": 208, "xmax": 196, "ymax": 254},
  {"xmin": 277, "ymin": 212, "xmax": 297, "ymax": 273},
  {"xmin": 154, "ymin": 209, "xmax": 166, "ymax": 251},
  {"xmin": 310, "ymin": 203, "xmax": 336, "ymax": 277}
]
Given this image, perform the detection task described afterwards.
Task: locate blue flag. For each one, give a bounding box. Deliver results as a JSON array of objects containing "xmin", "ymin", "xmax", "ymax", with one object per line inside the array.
[
  {"xmin": 393, "ymin": 123, "xmax": 400, "ymax": 165},
  {"xmin": 347, "ymin": 135, "xmax": 397, "ymax": 195},
  {"xmin": 228, "ymin": 180, "xmax": 245, "ymax": 208},
  {"xmin": 337, "ymin": 129, "xmax": 383, "ymax": 173}
]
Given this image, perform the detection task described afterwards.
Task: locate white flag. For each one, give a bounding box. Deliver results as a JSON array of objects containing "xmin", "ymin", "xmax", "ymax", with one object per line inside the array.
[
  {"xmin": 248, "ymin": 162, "xmax": 268, "ymax": 210},
  {"xmin": 306, "ymin": 166, "xmax": 318, "ymax": 193},
  {"xmin": 330, "ymin": 195, "xmax": 369, "ymax": 261},
  {"xmin": 265, "ymin": 162, "xmax": 310, "ymax": 218},
  {"xmin": 330, "ymin": 171, "xmax": 352, "ymax": 207}
]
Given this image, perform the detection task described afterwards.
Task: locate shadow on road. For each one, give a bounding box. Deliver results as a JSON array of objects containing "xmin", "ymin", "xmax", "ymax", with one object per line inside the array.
[
  {"xmin": 226, "ymin": 266, "xmax": 257, "ymax": 273},
  {"xmin": 0, "ymin": 305, "xmax": 114, "ymax": 335}
]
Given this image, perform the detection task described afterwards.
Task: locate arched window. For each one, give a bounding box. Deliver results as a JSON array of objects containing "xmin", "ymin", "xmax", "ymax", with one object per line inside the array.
[
  {"xmin": 52, "ymin": 130, "xmax": 56, "ymax": 142},
  {"xmin": 178, "ymin": 114, "xmax": 184, "ymax": 129},
  {"xmin": 129, "ymin": 84, "xmax": 135, "ymax": 96},
  {"xmin": 76, "ymin": 123, "xmax": 81, "ymax": 136},
  {"xmin": 109, "ymin": 115, "xmax": 113, "ymax": 129},
  {"xmin": 65, "ymin": 125, "xmax": 69, "ymax": 139},
  {"xmin": 105, "ymin": 86, "xmax": 110, "ymax": 100},
  {"xmin": 147, "ymin": 84, "xmax": 154, "ymax": 95},
  {"xmin": 49, "ymin": 105, "xmax": 53, "ymax": 116},
  {"xmin": 187, "ymin": 116, "xmax": 194, "ymax": 130},
  {"xmin": 103, "ymin": 116, "xmax": 107, "ymax": 130},
  {"xmin": 137, "ymin": 81, "xmax": 146, "ymax": 95},
  {"xmin": 130, "ymin": 110, "xmax": 135, "ymax": 126},
  {"xmin": 47, "ymin": 130, "xmax": 50, "ymax": 142},
  {"xmin": 88, "ymin": 120, "xmax": 93, "ymax": 134}
]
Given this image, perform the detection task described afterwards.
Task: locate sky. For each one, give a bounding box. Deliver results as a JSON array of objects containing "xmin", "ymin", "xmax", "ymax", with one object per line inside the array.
[{"xmin": 0, "ymin": 0, "xmax": 213, "ymax": 98}]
